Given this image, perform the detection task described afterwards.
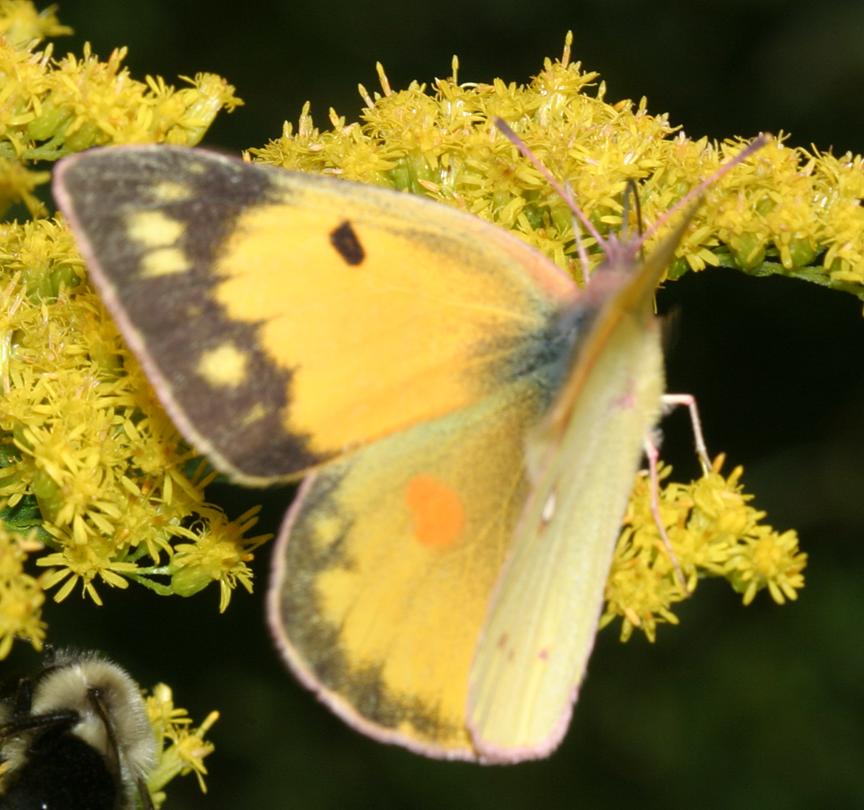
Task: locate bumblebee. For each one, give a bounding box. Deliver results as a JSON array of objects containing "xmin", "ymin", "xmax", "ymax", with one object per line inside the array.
[{"xmin": 0, "ymin": 650, "xmax": 155, "ymax": 810}]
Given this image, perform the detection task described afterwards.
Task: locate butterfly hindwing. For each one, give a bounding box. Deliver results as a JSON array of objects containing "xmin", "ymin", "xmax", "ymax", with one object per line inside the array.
[
  {"xmin": 468, "ymin": 269, "xmax": 666, "ymax": 760},
  {"xmin": 267, "ymin": 376, "xmax": 554, "ymax": 758},
  {"xmin": 465, "ymin": 215, "xmax": 697, "ymax": 759}
]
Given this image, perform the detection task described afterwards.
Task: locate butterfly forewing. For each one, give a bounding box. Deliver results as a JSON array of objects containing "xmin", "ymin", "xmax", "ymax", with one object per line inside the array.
[{"xmin": 53, "ymin": 147, "xmax": 575, "ymax": 485}]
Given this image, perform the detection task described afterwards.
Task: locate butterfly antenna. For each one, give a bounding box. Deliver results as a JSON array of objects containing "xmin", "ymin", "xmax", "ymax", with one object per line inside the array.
[
  {"xmin": 621, "ymin": 179, "xmax": 647, "ymax": 262},
  {"xmin": 643, "ymin": 435, "xmax": 689, "ymax": 592},
  {"xmin": 639, "ymin": 133, "xmax": 769, "ymax": 247},
  {"xmin": 495, "ymin": 118, "xmax": 605, "ymax": 285},
  {"xmin": 564, "ymin": 181, "xmax": 592, "ymax": 286}
]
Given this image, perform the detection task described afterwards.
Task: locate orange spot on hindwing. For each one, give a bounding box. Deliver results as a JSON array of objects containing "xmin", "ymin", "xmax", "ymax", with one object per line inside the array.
[{"xmin": 404, "ymin": 474, "xmax": 465, "ymax": 549}]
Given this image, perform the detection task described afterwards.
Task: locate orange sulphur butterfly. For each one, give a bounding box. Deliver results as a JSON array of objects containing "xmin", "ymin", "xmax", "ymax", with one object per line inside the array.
[{"xmin": 52, "ymin": 133, "xmax": 763, "ymax": 763}]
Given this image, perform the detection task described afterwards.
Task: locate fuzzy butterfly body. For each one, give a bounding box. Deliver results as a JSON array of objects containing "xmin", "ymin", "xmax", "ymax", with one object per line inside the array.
[{"xmin": 54, "ymin": 144, "xmax": 690, "ymax": 762}]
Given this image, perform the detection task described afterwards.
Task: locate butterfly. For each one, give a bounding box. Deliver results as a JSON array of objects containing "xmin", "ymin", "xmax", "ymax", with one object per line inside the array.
[{"xmin": 52, "ymin": 130, "xmax": 763, "ymax": 763}]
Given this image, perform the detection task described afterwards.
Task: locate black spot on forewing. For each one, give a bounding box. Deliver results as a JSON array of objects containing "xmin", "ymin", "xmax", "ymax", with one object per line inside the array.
[
  {"xmin": 329, "ymin": 220, "xmax": 365, "ymax": 266},
  {"xmin": 54, "ymin": 147, "xmax": 321, "ymax": 479}
]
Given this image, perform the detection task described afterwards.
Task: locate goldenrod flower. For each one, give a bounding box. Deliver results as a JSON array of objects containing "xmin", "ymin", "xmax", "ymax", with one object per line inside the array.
[
  {"xmin": 0, "ymin": 6, "xmax": 259, "ymax": 639},
  {"xmin": 602, "ymin": 458, "xmax": 806, "ymax": 641},
  {"xmin": 0, "ymin": 526, "xmax": 45, "ymax": 656},
  {"xmin": 254, "ymin": 36, "xmax": 864, "ymax": 299},
  {"xmin": 145, "ymin": 682, "xmax": 219, "ymax": 806}
]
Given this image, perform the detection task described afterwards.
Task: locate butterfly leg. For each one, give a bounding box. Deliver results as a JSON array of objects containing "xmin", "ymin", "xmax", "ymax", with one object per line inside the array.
[
  {"xmin": 661, "ymin": 392, "xmax": 711, "ymax": 473},
  {"xmin": 642, "ymin": 434, "xmax": 688, "ymax": 592},
  {"xmin": 646, "ymin": 392, "xmax": 714, "ymax": 592}
]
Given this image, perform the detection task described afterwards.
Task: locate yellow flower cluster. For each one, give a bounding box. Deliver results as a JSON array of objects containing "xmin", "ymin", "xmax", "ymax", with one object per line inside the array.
[
  {"xmin": 253, "ymin": 34, "xmax": 864, "ymax": 299},
  {"xmin": 0, "ymin": 215, "xmax": 269, "ymax": 623},
  {"xmin": 145, "ymin": 683, "xmax": 219, "ymax": 807},
  {"xmin": 0, "ymin": 525, "xmax": 44, "ymax": 656},
  {"xmin": 0, "ymin": 0, "xmax": 240, "ymax": 217},
  {"xmin": 0, "ymin": 1, "xmax": 260, "ymax": 636},
  {"xmin": 602, "ymin": 458, "xmax": 806, "ymax": 642},
  {"xmin": 0, "ymin": 4, "xmax": 233, "ymax": 799}
]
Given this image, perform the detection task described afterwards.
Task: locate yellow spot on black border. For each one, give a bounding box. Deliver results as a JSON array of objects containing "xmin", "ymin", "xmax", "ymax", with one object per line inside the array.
[
  {"xmin": 197, "ymin": 342, "xmax": 249, "ymax": 388},
  {"xmin": 141, "ymin": 247, "xmax": 189, "ymax": 277},
  {"xmin": 153, "ymin": 180, "xmax": 193, "ymax": 202},
  {"xmin": 127, "ymin": 210, "xmax": 184, "ymax": 247},
  {"xmin": 240, "ymin": 402, "xmax": 268, "ymax": 427},
  {"xmin": 330, "ymin": 220, "xmax": 365, "ymax": 265}
]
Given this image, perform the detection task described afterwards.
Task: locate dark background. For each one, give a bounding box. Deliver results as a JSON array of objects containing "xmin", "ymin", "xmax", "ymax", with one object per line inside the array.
[{"xmin": 13, "ymin": 1, "xmax": 864, "ymax": 807}]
